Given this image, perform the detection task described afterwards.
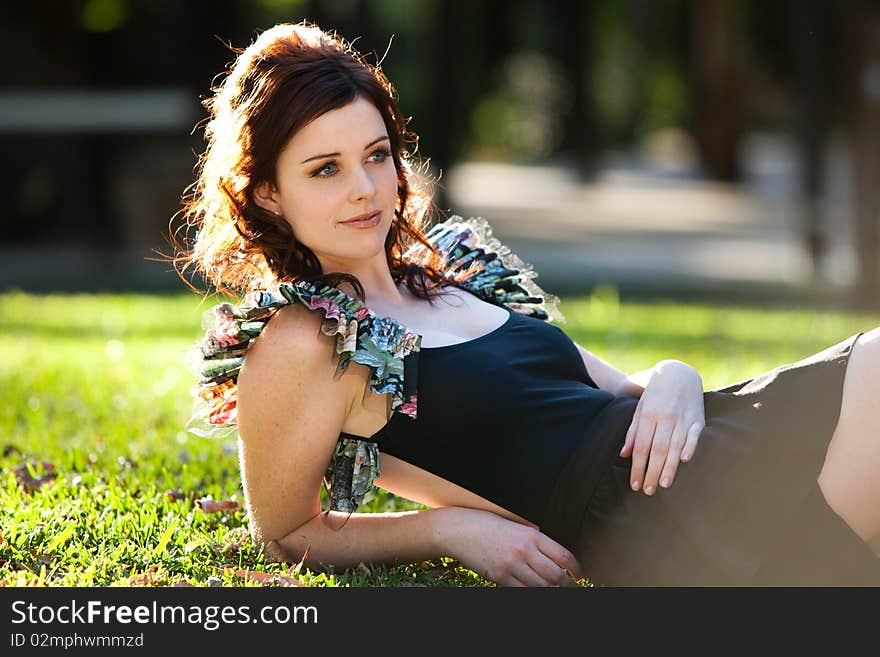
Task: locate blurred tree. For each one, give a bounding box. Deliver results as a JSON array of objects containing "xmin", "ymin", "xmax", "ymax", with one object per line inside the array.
[
  {"xmin": 786, "ymin": 0, "xmax": 836, "ymax": 284},
  {"xmin": 689, "ymin": 0, "xmax": 746, "ymax": 181},
  {"xmin": 303, "ymin": 0, "xmax": 375, "ymax": 53},
  {"xmin": 842, "ymin": 1, "xmax": 880, "ymax": 310},
  {"xmin": 550, "ymin": 0, "xmax": 600, "ymax": 180},
  {"xmin": 421, "ymin": 0, "xmax": 516, "ymax": 213}
]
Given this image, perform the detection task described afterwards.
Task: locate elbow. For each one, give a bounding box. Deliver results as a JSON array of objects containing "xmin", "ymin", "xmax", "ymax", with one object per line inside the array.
[
  {"xmin": 258, "ymin": 514, "xmax": 327, "ymax": 570},
  {"xmin": 260, "ymin": 533, "xmax": 319, "ymax": 569},
  {"xmin": 262, "ymin": 539, "xmax": 290, "ymax": 564},
  {"xmin": 249, "ymin": 516, "xmax": 311, "ymax": 566},
  {"xmin": 248, "ymin": 523, "xmax": 292, "ymax": 564}
]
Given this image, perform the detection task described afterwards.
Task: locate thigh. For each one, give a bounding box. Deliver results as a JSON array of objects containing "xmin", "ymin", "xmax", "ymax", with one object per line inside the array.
[{"xmin": 818, "ymin": 327, "xmax": 880, "ymax": 543}]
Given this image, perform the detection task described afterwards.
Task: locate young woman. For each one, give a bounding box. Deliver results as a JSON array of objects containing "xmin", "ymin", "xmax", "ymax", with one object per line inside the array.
[{"xmin": 174, "ymin": 21, "xmax": 880, "ymax": 587}]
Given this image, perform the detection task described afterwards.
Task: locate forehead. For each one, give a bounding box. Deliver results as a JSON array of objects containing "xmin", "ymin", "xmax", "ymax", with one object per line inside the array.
[{"xmin": 285, "ymin": 97, "xmax": 387, "ymax": 155}]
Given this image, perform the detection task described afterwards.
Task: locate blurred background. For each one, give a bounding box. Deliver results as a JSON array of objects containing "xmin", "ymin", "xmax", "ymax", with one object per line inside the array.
[{"xmin": 2, "ymin": 0, "xmax": 879, "ymax": 310}]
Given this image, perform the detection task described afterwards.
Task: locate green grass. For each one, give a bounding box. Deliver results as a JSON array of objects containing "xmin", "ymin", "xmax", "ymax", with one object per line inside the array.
[{"xmin": 1, "ymin": 287, "xmax": 877, "ymax": 587}]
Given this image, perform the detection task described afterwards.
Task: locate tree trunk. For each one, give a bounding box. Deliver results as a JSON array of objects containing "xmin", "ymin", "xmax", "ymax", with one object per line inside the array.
[
  {"xmin": 844, "ymin": 4, "xmax": 880, "ymax": 310},
  {"xmin": 689, "ymin": 0, "xmax": 745, "ymax": 182},
  {"xmin": 787, "ymin": 0, "xmax": 834, "ymax": 283}
]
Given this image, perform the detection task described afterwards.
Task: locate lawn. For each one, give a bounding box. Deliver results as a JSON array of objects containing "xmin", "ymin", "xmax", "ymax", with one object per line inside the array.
[{"xmin": 1, "ymin": 287, "xmax": 877, "ymax": 587}]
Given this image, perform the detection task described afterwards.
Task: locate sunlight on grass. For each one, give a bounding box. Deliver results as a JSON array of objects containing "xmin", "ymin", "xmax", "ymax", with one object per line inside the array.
[{"xmin": 1, "ymin": 288, "xmax": 877, "ymax": 587}]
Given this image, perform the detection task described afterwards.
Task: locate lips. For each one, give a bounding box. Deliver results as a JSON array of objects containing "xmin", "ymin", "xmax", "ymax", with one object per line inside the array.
[{"xmin": 341, "ymin": 210, "xmax": 381, "ymax": 224}]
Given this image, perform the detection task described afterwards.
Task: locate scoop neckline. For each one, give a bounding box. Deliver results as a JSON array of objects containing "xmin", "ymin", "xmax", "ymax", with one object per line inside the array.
[
  {"xmin": 418, "ymin": 305, "xmax": 516, "ymax": 352},
  {"xmin": 289, "ymin": 280, "xmax": 517, "ymax": 354}
]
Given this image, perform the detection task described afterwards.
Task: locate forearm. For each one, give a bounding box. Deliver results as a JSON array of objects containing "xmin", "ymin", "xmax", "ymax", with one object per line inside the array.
[
  {"xmin": 271, "ymin": 505, "xmax": 462, "ymax": 572},
  {"xmin": 616, "ymin": 360, "xmax": 702, "ymax": 398},
  {"xmin": 614, "ymin": 368, "xmax": 650, "ymax": 398}
]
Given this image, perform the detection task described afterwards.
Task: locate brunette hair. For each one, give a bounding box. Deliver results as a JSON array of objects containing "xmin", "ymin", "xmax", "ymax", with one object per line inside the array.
[{"xmin": 164, "ymin": 21, "xmax": 479, "ymax": 303}]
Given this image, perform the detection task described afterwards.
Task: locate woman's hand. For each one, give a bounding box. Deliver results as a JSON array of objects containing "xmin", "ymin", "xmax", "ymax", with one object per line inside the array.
[
  {"xmin": 619, "ymin": 360, "xmax": 705, "ymax": 496},
  {"xmin": 441, "ymin": 507, "xmax": 584, "ymax": 587}
]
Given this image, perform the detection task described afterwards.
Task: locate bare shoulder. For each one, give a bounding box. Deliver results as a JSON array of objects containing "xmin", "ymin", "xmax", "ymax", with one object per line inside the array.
[
  {"xmin": 235, "ymin": 302, "xmax": 350, "ymax": 543},
  {"xmin": 237, "ymin": 302, "xmax": 349, "ymax": 421},
  {"xmin": 246, "ymin": 302, "xmax": 330, "ymax": 365}
]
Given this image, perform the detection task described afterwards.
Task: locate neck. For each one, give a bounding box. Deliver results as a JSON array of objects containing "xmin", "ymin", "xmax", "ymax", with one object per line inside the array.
[{"xmin": 317, "ymin": 254, "xmax": 407, "ymax": 309}]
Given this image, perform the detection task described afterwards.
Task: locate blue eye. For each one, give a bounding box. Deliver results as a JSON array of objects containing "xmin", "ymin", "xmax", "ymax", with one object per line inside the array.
[
  {"xmin": 310, "ymin": 148, "xmax": 392, "ymax": 179},
  {"xmin": 313, "ymin": 162, "xmax": 337, "ymax": 178}
]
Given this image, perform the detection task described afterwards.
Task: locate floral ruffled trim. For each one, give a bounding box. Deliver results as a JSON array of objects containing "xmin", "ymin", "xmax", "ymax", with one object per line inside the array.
[
  {"xmin": 185, "ymin": 214, "xmax": 561, "ymax": 513},
  {"xmin": 404, "ymin": 215, "xmax": 565, "ymax": 324},
  {"xmin": 186, "ymin": 281, "xmax": 422, "ymax": 439},
  {"xmin": 326, "ymin": 436, "xmax": 382, "ymax": 514}
]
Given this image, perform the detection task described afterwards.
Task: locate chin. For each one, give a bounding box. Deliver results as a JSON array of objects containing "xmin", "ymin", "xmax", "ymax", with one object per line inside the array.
[{"xmin": 332, "ymin": 239, "xmax": 387, "ymax": 262}]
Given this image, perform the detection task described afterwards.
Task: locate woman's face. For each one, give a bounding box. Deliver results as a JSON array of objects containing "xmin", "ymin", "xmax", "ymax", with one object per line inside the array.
[{"xmin": 254, "ymin": 96, "xmax": 398, "ymax": 270}]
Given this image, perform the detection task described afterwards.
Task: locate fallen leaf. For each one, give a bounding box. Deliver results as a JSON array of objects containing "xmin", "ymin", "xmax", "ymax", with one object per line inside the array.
[
  {"xmin": 164, "ymin": 488, "xmax": 185, "ymax": 502},
  {"xmin": 215, "ymin": 566, "xmax": 304, "ymax": 587},
  {"xmin": 13, "ymin": 461, "xmax": 57, "ymax": 492},
  {"xmin": 120, "ymin": 565, "xmax": 164, "ymax": 587},
  {"xmin": 25, "ymin": 549, "xmax": 56, "ymax": 567},
  {"xmin": 232, "ymin": 569, "xmax": 276, "ymax": 584},
  {"xmin": 196, "ymin": 497, "xmax": 241, "ymax": 514}
]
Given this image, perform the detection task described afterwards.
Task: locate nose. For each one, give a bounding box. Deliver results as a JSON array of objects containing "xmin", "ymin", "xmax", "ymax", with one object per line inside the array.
[{"xmin": 349, "ymin": 163, "xmax": 376, "ymax": 201}]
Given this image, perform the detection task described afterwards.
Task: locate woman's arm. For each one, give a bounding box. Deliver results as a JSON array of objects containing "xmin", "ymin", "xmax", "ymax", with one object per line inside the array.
[
  {"xmin": 238, "ymin": 304, "xmax": 582, "ymax": 586},
  {"xmin": 574, "ymin": 343, "xmax": 650, "ymax": 398},
  {"xmin": 239, "ymin": 307, "xmax": 442, "ymax": 571},
  {"xmin": 574, "ymin": 343, "xmax": 698, "ymax": 399},
  {"xmin": 271, "ymin": 505, "xmax": 583, "ymax": 587},
  {"xmin": 269, "ymin": 506, "xmax": 451, "ymax": 571}
]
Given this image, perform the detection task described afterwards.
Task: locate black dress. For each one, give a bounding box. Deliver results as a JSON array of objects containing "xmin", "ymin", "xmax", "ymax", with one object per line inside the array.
[{"xmin": 372, "ymin": 304, "xmax": 880, "ymax": 586}]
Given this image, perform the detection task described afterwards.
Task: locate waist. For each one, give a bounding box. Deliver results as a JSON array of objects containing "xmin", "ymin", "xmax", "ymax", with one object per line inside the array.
[{"xmin": 539, "ymin": 395, "xmax": 640, "ymax": 551}]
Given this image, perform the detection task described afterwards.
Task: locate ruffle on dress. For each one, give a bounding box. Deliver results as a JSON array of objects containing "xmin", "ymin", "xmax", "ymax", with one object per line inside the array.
[
  {"xmin": 185, "ymin": 215, "xmax": 564, "ymax": 513},
  {"xmin": 405, "ymin": 215, "xmax": 565, "ymax": 323}
]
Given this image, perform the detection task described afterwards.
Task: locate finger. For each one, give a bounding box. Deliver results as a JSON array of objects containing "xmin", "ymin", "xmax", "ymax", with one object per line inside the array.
[
  {"xmin": 530, "ymin": 548, "xmax": 578, "ymax": 586},
  {"xmin": 526, "ymin": 557, "xmax": 566, "ymax": 586},
  {"xmin": 619, "ymin": 402, "xmax": 642, "ymax": 457},
  {"xmin": 643, "ymin": 419, "xmax": 675, "ymax": 495},
  {"xmin": 680, "ymin": 421, "xmax": 705, "ymax": 462},
  {"xmin": 629, "ymin": 420, "xmax": 657, "ymax": 492},
  {"xmin": 538, "ymin": 539, "xmax": 585, "ymax": 581},
  {"xmin": 511, "ymin": 562, "xmax": 553, "ymax": 587},
  {"xmin": 658, "ymin": 420, "xmax": 691, "ymax": 489},
  {"xmin": 504, "ymin": 574, "xmax": 528, "ymax": 587}
]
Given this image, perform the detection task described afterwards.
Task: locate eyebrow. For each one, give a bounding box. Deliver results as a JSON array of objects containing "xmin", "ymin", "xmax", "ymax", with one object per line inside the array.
[{"xmin": 300, "ymin": 136, "xmax": 390, "ymax": 164}]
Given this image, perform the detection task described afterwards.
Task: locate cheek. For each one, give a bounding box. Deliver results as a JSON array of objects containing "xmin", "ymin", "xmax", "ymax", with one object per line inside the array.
[
  {"xmin": 378, "ymin": 162, "xmax": 399, "ymax": 199},
  {"xmin": 282, "ymin": 183, "xmax": 334, "ymax": 223}
]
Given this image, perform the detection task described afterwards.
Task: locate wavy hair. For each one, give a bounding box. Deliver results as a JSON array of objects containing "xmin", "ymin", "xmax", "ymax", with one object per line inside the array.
[{"xmin": 164, "ymin": 21, "xmax": 480, "ymax": 304}]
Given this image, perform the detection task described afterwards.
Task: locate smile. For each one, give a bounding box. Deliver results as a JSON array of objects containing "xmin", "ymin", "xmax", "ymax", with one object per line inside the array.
[{"xmin": 341, "ymin": 211, "xmax": 381, "ymax": 228}]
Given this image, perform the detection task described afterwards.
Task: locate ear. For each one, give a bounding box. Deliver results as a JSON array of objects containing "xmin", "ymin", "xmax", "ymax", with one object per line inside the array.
[{"xmin": 252, "ymin": 180, "xmax": 281, "ymax": 215}]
